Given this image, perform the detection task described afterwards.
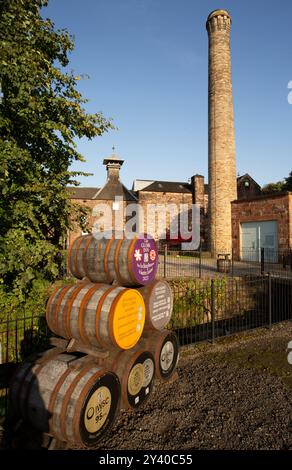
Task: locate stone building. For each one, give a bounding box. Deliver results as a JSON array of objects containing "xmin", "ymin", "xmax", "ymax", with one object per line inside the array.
[
  {"xmin": 132, "ymin": 175, "xmax": 208, "ymax": 247},
  {"xmin": 67, "ymin": 149, "xmax": 270, "ymax": 253},
  {"xmin": 67, "ymin": 152, "xmax": 209, "ymax": 249}
]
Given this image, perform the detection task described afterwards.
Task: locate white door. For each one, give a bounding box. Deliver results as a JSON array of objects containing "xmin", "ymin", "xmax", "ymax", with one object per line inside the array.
[
  {"xmin": 241, "ymin": 221, "xmax": 278, "ymax": 262},
  {"xmin": 260, "ymin": 221, "xmax": 278, "ymax": 262},
  {"xmin": 241, "ymin": 223, "xmax": 258, "ymax": 261}
]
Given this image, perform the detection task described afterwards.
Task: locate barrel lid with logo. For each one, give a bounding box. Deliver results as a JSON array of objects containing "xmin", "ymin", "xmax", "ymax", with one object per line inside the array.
[
  {"xmin": 157, "ymin": 331, "xmax": 179, "ymax": 380},
  {"xmin": 126, "ymin": 350, "xmax": 155, "ymax": 409},
  {"xmin": 139, "ymin": 280, "xmax": 173, "ymax": 330},
  {"xmin": 78, "ymin": 370, "xmax": 120, "ymax": 447},
  {"xmin": 130, "ymin": 235, "xmax": 158, "ymax": 286}
]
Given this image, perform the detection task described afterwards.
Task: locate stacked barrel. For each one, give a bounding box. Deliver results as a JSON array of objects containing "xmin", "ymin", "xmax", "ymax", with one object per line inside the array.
[{"xmin": 10, "ymin": 233, "xmax": 179, "ymax": 448}]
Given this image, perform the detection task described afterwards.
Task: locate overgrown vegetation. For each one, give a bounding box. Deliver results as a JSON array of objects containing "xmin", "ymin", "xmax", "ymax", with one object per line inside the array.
[{"xmin": 167, "ymin": 278, "xmax": 256, "ymax": 329}]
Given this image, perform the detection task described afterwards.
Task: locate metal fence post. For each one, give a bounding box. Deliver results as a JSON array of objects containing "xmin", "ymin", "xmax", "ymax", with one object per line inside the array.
[
  {"xmin": 199, "ymin": 243, "xmax": 202, "ymax": 279},
  {"xmin": 261, "ymin": 247, "xmax": 265, "ymax": 275},
  {"xmin": 231, "ymin": 248, "xmax": 234, "ymax": 277},
  {"xmin": 164, "ymin": 244, "xmax": 167, "ymax": 278},
  {"xmin": 211, "ymin": 279, "xmax": 215, "ymax": 343},
  {"xmin": 268, "ymin": 273, "xmax": 272, "ymax": 328}
]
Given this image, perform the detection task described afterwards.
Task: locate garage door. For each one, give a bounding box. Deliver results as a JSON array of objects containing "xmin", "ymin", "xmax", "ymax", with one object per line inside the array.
[{"xmin": 241, "ymin": 221, "xmax": 278, "ymax": 262}]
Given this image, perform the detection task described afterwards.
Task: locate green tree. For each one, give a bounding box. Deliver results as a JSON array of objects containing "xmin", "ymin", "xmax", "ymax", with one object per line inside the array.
[
  {"xmin": 261, "ymin": 181, "xmax": 285, "ymax": 194},
  {"xmin": 262, "ymin": 170, "xmax": 292, "ymax": 194},
  {"xmin": 0, "ymin": 0, "xmax": 113, "ymax": 298},
  {"xmin": 284, "ymin": 170, "xmax": 292, "ymax": 191}
]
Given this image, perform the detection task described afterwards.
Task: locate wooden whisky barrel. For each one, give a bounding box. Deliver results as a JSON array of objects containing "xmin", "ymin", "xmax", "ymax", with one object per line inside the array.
[
  {"xmin": 67, "ymin": 234, "xmax": 158, "ymax": 287},
  {"xmin": 141, "ymin": 330, "xmax": 179, "ymax": 381},
  {"xmin": 10, "ymin": 352, "xmax": 121, "ymax": 448},
  {"xmin": 98, "ymin": 347, "xmax": 155, "ymax": 410},
  {"xmin": 46, "ymin": 282, "xmax": 146, "ymax": 350},
  {"xmin": 138, "ymin": 280, "xmax": 173, "ymax": 331},
  {"xmin": 68, "ymin": 235, "xmax": 116, "ymax": 283}
]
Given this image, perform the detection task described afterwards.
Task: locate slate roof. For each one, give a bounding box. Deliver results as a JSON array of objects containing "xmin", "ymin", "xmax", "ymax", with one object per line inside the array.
[
  {"xmin": 66, "ymin": 187, "xmax": 100, "ymax": 199},
  {"xmin": 137, "ymin": 180, "xmax": 193, "ymax": 194},
  {"xmin": 66, "ymin": 183, "xmax": 137, "ymax": 201},
  {"xmin": 67, "ymin": 174, "xmax": 261, "ymax": 201},
  {"xmin": 94, "ymin": 180, "xmax": 138, "ymax": 201}
]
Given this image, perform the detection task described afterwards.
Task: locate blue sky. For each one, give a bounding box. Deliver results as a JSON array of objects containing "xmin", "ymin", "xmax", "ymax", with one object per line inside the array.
[{"xmin": 44, "ymin": 0, "xmax": 292, "ymax": 189}]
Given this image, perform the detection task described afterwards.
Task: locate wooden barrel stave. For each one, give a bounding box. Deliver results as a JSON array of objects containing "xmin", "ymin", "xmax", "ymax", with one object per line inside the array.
[
  {"xmin": 64, "ymin": 283, "xmax": 93, "ymax": 340},
  {"xmin": 76, "ymin": 235, "xmax": 92, "ymax": 279},
  {"xmin": 98, "ymin": 286, "xmax": 124, "ymax": 348},
  {"xmin": 85, "ymin": 237, "xmax": 113, "ymax": 283},
  {"xmin": 106, "ymin": 238, "xmax": 121, "ymax": 282},
  {"xmin": 26, "ymin": 355, "xmax": 75, "ymax": 432},
  {"xmin": 46, "ymin": 284, "xmax": 74, "ymax": 338},
  {"xmin": 81, "ymin": 284, "xmax": 109, "ymax": 347},
  {"xmin": 68, "ymin": 235, "xmax": 90, "ymax": 279},
  {"xmin": 115, "ymin": 239, "xmax": 136, "ymax": 286},
  {"xmin": 11, "ymin": 348, "xmax": 72, "ymax": 426},
  {"xmin": 61, "ymin": 365, "xmax": 97, "ymax": 444},
  {"xmin": 50, "ymin": 363, "xmax": 82, "ymax": 441}
]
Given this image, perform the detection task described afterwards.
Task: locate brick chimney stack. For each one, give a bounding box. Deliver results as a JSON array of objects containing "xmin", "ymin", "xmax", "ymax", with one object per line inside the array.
[
  {"xmin": 206, "ymin": 10, "xmax": 237, "ymax": 256},
  {"xmin": 191, "ymin": 174, "xmax": 205, "ymax": 208}
]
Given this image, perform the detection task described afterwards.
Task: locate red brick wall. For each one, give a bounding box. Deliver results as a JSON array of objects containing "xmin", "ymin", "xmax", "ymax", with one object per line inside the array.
[{"xmin": 231, "ymin": 193, "xmax": 292, "ymax": 259}]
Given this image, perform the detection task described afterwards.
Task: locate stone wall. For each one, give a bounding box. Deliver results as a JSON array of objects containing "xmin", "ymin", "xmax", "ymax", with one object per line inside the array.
[
  {"xmin": 67, "ymin": 199, "xmax": 130, "ymax": 248},
  {"xmin": 68, "ymin": 188, "xmax": 210, "ymax": 249},
  {"xmin": 138, "ymin": 191, "xmax": 193, "ymax": 241}
]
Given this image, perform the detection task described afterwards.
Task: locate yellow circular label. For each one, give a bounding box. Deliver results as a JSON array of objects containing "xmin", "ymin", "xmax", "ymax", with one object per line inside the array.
[
  {"xmin": 113, "ymin": 290, "xmax": 145, "ymax": 349},
  {"xmin": 127, "ymin": 363, "xmax": 144, "ymax": 396},
  {"xmin": 84, "ymin": 386, "xmax": 111, "ymax": 433}
]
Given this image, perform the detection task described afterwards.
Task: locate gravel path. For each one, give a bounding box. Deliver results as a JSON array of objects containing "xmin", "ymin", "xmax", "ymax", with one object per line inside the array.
[{"xmin": 92, "ymin": 322, "xmax": 292, "ymax": 450}]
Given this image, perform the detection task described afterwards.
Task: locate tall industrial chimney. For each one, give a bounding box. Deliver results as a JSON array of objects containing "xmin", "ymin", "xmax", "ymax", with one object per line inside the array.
[{"xmin": 206, "ymin": 10, "xmax": 237, "ymax": 256}]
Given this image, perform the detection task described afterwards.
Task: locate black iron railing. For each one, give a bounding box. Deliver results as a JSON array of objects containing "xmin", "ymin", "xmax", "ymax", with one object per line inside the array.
[{"xmin": 157, "ymin": 247, "xmax": 292, "ymax": 279}]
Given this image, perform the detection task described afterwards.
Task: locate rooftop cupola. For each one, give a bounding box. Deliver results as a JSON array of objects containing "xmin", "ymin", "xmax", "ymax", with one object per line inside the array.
[{"xmin": 103, "ymin": 146, "xmax": 124, "ymax": 181}]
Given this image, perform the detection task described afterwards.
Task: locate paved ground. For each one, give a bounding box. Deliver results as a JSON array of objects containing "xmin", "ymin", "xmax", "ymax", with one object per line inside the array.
[
  {"xmin": 157, "ymin": 254, "xmax": 292, "ymax": 279},
  {"xmin": 3, "ymin": 321, "xmax": 291, "ymax": 450}
]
